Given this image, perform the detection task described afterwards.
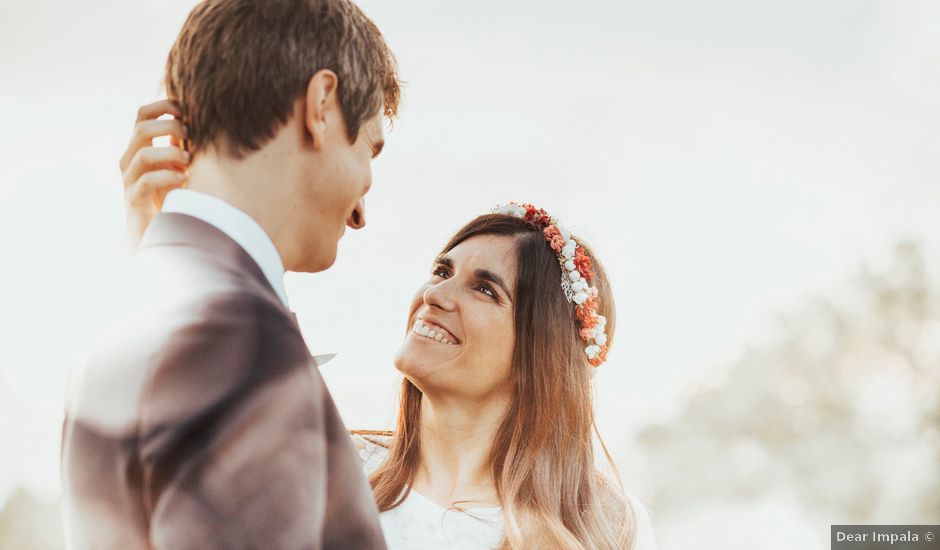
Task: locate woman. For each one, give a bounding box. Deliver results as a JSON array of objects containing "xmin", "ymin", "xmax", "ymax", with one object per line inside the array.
[{"xmin": 121, "ymin": 110, "xmax": 657, "ymax": 550}]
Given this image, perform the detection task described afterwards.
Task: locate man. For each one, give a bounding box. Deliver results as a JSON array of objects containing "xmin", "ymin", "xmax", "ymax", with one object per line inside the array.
[{"xmin": 61, "ymin": 0, "xmax": 400, "ymax": 547}]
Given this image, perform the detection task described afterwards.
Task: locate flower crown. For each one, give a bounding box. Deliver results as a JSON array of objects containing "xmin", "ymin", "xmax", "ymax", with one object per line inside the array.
[{"xmin": 491, "ymin": 202, "xmax": 608, "ymax": 367}]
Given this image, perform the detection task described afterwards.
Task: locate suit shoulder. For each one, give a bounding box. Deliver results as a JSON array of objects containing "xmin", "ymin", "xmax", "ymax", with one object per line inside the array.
[
  {"xmin": 137, "ymin": 291, "xmax": 313, "ymax": 432},
  {"xmin": 80, "ymin": 284, "xmax": 305, "ymax": 427}
]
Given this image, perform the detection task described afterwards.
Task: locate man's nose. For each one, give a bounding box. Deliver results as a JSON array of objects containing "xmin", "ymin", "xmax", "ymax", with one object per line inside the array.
[{"xmin": 347, "ymin": 198, "xmax": 366, "ymax": 230}]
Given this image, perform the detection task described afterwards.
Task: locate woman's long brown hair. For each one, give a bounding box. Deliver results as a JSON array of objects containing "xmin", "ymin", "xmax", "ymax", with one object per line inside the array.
[{"xmin": 367, "ymin": 214, "xmax": 636, "ymax": 549}]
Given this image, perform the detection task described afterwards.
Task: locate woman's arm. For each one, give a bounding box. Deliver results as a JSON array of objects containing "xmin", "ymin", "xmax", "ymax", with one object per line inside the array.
[
  {"xmin": 348, "ymin": 430, "xmax": 392, "ymax": 468},
  {"xmin": 119, "ymin": 100, "xmax": 190, "ymax": 249}
]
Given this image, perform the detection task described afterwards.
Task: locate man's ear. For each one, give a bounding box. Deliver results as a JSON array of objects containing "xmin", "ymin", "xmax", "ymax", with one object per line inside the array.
[{"xmin": 304, "ymin": 69, "xmax": 340, "ymax": 150}]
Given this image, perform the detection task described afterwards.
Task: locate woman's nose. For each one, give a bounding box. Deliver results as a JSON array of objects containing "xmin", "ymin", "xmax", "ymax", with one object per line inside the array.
[{"xmin": 423, "ymin": 280, "xmax": 457, "ymax": 311}]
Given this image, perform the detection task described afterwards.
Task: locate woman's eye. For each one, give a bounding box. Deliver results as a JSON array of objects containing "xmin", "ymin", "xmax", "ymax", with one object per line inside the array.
[
  {"xmin": 477, "ymin": 284, "xmax": 497, "ymax": 300},
  {"xmin": 431, "ymin": 267, "xmax": 498, "ymax": 301}
]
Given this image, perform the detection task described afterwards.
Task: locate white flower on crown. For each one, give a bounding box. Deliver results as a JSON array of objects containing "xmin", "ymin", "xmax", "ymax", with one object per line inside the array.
[
  {"xmin": 585, "ymin": 345, "xmax": 601, "ymax": 359},
  {"xmin": 502, "ymin": 204, "xmax": 526, "ymax": 218},
  {"xmin": 493, "ymin": 204, "xmax": 521, "ymax": 217}
]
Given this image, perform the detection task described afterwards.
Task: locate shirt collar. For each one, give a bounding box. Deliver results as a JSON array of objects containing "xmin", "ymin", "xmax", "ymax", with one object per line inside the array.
[{"xmin": 161, "ymin": 189, "xmax": 289, "ymax": 307}]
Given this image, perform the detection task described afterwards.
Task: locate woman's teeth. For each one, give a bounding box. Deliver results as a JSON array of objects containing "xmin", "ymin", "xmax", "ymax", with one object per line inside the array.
[{"xmin": 412, "ymin": 319, "xmax": 456, "ymax": 345}]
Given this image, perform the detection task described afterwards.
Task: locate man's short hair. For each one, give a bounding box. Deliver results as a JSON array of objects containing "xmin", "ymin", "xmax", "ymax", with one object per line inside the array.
[{"xmin": 165, "ymin": 0, "xmax": 401, "ymax": 158}]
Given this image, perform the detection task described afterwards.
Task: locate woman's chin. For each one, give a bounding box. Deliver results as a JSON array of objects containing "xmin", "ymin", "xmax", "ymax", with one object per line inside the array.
[
  {"xmin": 394, "ymin": 339, "xmax": 452, "ymax": 382},
  {"xmin": 393, "ymin": 347, "xmax": 425, "ymax": 380}
]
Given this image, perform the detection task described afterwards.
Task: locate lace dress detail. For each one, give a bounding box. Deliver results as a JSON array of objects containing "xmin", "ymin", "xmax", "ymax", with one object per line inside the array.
[{"xmin": 350, "ymin": 433, "xmax": 658, "ymax": 550}]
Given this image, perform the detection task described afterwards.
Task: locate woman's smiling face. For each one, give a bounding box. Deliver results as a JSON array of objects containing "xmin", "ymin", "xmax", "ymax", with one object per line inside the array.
[{"xmin": 394, "ymin": 234, "xmax": 518, "ymax": 401}]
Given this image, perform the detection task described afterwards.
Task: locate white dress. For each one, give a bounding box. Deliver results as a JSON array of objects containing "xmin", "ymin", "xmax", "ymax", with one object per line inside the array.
[{"xmin": 353, "ymin": 435, "xmax": 658, "ymax": 550}]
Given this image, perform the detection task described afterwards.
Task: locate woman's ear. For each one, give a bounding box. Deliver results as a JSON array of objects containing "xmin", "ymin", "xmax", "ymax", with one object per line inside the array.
[{"xmin": 304, "ymin": 69, "xmax": 340, "ymax": 150}]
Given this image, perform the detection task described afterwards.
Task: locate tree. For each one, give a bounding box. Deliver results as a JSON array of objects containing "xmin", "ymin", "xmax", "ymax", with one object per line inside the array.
[
  {"xmin": 635, "ymin": 241, "xmax": 940, "ymax": 549},
  {"xmin": 0, "ymin": 488, "xmax": 63, "ymax": 550}
]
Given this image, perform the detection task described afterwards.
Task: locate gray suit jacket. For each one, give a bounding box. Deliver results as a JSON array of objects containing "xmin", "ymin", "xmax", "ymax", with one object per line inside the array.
[{"xmin": 61, "ymin": 213, "xmax": 386, "ymax": 549}]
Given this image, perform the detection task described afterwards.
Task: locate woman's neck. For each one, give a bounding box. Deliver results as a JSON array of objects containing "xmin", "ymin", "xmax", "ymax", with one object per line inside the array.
[{"xmin": 412, "ymin": 393, "xmax": 508, "ymax": 508}]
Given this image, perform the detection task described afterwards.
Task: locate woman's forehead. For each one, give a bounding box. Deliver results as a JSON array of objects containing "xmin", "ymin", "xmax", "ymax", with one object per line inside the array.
[{"xmin": 443, "ymin": 235, "xmax": 517, "ymax": 274}]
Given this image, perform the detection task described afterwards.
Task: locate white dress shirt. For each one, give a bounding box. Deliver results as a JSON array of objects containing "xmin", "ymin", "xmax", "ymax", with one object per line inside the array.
[{"xmin": 161, "ymin": 189, "xmax": 289, "ymax": 307}]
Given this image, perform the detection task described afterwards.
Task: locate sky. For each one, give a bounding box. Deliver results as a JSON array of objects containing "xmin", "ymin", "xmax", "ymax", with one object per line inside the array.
[{"xmin": 1, "ymin": 0, "xmax": 938, "ymax": 501}]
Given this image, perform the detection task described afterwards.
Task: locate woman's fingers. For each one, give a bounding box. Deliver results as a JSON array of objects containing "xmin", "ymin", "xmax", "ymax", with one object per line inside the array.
[
  {"xmin": 135, "ymin": 99, "xmax": 181, "ymax": 123},
  {"xmin": 125, "ymin": 169, "xmax": 188, "ymax": 208},
  {"xmin": 119, "ymin": 100, "xmax": 186, "ymax": 248},
  {"xmin": 120, "ymin": 100, "xmax": 185, "ymax": 173},
  {"xmin": 122, "ymin": 146, "xmax": 190, "ymax": 190},
  {"xmin": 120, "ymin": 119, "xmax": 188, "ymax": 173}
]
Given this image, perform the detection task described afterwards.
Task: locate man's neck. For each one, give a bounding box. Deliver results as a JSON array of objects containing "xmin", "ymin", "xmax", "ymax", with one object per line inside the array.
[{"xmin": 185, "ymin": 150, "xmax": 293, "ymax": 269}]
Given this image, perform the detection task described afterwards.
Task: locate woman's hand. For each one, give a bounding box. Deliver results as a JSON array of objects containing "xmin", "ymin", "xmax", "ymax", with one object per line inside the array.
[{"xmin": 119, "ymin": 100, "xmax": 190, "ymax": 249}]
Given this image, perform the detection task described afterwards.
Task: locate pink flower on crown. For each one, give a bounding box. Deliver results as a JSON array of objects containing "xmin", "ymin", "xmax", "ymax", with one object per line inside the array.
[
  {"xmin": 574, "ymin": 248, "xmax": 593, "ymax": 280},
  {"xmin": 579, "ymin": 327, "xmax": 595, "ymax": 342},
  {"xmin": 589, "ymin": 345, "xmax": 609, "ymax": 367},
  {"xmin": 543, "ymin": 226, "xmax": 566, "ymax": 253},
  {"xmin": 523, "ymin": 204, "xmax": 552, "ymax": 228},
  {"xmin": 577, "ymin": 303, "xmax": 598, "ymax": 329}
]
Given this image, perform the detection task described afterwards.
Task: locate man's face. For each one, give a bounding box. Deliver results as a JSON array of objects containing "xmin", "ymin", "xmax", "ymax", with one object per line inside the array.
[{"xmin": 294, "ymin": 111, "xmax": 385, "ymax": 272}]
